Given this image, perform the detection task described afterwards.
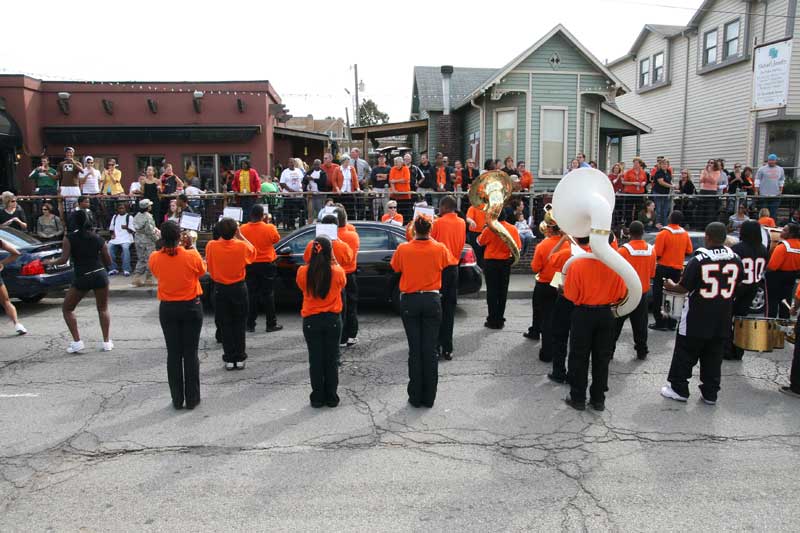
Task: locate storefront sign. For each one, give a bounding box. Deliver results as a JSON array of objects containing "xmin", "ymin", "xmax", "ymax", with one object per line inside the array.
[{"xmin": 753, "ymin": 39, "xmax": 792, "ymax": 109}]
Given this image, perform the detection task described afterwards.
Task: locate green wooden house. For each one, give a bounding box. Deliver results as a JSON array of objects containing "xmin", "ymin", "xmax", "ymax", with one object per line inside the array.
[{"xmin": 411, "ymin": 24, "xmax": 652, "ymax": 189}]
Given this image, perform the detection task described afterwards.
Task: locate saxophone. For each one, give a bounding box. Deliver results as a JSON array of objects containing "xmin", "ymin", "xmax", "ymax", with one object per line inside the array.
[{"xmin": 469, "ymin": 171, "xmax": 520, "ymax": 265}]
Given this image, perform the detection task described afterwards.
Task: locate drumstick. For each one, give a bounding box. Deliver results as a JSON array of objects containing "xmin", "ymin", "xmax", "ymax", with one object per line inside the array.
[{"xmin": 782, "ymin": 299, "xmax": 792, "ymax": 311}]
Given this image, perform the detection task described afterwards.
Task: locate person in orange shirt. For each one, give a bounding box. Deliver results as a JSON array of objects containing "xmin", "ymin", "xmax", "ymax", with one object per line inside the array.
[
  {"xmin": 621, "ymin": 157, "xmax": 648, "ymax": 225},
  {"xmin": 431, "ymin": 196, "xmax": 466, "ymax": 360},
  {"xmin": 321, "ymin": 153, "xmax": 341, "ymax": 193},
  {"xmin": 240, "ymin": 204, "xmax": 283, "ymax": 333},
  {"xmin": 563, "ymin": 241, "xmax": 627, "ymax": 411},
  {"xmin": 391, "ymin": 216, "xmax": 455, "ymax": 408},
  {"xmin": 651, "ymin": 210, "xmax": 693, "ymax": 330},
  {"xmin": 516, "ymin": 161, "xmax": 534, "ymax": 191},
  {"xmin": 758, "ymin": 207, "xmax": 776, "ymax": 228},
  {"xmin": 148, "ymin": 221, "xmax": 207, "ymax": 410},
  {"xmin": 766, "ymin": 223, "xmax": 800, "ymax": 318},
  {"xmin": 296, "ymin": 236, "xmax": 347, "ymax": 408},
  {"xmin": 615, "ymin": 221, "xmax": 656, "ymax": 360},
  {"xmin": 206, "ymin": 217, "xmax": 257, "ymax": 370},
  {"xmin": 478, "ymin": 217, "xmax": 522, "ymax": 329},
  {"xmin": 333, "ymin": 207, "xmax": 361, "ymax": 348},
  {"xmin": 526, "ymin": 222, "xmax": 562, "ymax": 361},
  {"xmin": 466, "ymin": 204, "xmax": 487, "ymax": 267},
  {"xmin": 303, "ymin": 215, "xmax": 355, "ymax": 267},
  {"xmin": 381, "ymin": 200, "xmax": 404, "ymax": 226}
]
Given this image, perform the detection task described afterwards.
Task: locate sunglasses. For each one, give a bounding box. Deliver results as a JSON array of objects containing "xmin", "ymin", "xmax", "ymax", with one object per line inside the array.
[
  {"xmin": 387, "ymin": 206, "xmax": 397, "ymax": 209},
  {"xmin": 42, "ymin": 208, "xmax": 50, "ymax": 211}
]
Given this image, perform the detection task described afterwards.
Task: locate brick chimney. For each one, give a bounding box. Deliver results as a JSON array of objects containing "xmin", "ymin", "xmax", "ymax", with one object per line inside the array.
[
  {"xmin": 436, "ymin": 65, "xmax": 460, "ymax": 158},
  {"xmin": 440, "ymin": 65, "xmax": 454, "ymax": 115}
]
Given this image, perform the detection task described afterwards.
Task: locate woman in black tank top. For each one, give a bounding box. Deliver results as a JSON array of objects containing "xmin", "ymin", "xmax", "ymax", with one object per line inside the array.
[{"xmin": 44, "ymin": 210, "xmax": 113, "ymax": 354}]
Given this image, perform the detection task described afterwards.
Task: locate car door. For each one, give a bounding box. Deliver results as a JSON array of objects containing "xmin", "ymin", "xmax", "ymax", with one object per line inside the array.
[
  {"xmin": 354, "ymin": 226, "xmax": 397, "ymax": 302},
  {"xmin": 274, "ymin": 228, "xmax": 315, "ymax": 303}
]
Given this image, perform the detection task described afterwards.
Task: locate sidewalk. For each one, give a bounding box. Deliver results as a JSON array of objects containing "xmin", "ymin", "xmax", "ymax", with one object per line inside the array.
[{"xmin": 107, "ymin": 275, "xmax": 159, "ymax": 298}]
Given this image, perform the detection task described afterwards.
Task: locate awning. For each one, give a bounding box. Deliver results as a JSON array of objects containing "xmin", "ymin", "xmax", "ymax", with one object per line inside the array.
[
  {"xmin": 599, "ymin": 103, "xmax": 652, "ymax": 136},
  {"xmin": 273, "ymin": 126, "xmax": 329, "ymax": 142},
  {"xmin": 0, "ymin": 109, "xmax": 22, "ymax": 140},
  {"xmin": 350, "ymin": 119, "xmax": 428, "ymax": 140},
  {"xmin": 43, "ymin": 125, "xmax": 262, "ymax": 145}
]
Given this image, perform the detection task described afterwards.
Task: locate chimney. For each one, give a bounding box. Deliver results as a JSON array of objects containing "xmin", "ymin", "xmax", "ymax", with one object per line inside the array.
[{"xmin": 440, "ymin": 65, "xmax": 454, "ymax": 115}]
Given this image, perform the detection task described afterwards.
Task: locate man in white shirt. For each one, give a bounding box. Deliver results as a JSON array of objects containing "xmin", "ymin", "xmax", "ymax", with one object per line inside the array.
[
  {"xmin": 80, "ymin": 156, "xmax": 102, "ymax": 195},
  {"xmin": 107, "ymin": 202, "xmax": 135, "ymax": 276},
  {"xmin": 279, "ymin": 158, "xmax": 306, "ymax": 229},
  {"xmin": 350, "ymin": 148, "xmax": 371, "ymax": 187}
]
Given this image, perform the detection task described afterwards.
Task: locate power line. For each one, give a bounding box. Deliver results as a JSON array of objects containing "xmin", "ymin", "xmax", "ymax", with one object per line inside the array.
[{"xmin": 597, "ymin": 0, "xmax": 797, "ymax": 19}]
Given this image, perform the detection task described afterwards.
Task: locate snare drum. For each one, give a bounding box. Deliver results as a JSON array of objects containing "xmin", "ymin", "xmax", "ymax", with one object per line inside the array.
[
  {"xmin": 662, "ymin": 291, "xmax": 685, "ymax": 320},
  {"xmin": 733, "ymin": 317, "xmax": 779, "ymax": 352}
]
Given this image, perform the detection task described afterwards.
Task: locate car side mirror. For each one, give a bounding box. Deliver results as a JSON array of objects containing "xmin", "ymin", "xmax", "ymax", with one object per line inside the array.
[{"xmin": 278, "ymin": 246, "xmax": 292, "ymax": 256}]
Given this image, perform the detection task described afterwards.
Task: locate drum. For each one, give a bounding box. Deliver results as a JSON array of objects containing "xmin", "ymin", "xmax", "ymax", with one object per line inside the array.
[
  {"xmin": 662, "ymin": 291, "xmax": 685, "ymax": 319},
  {"xmin": 777, "ymin": 319, "xmax": 795, "ymax": 345},
  {"xmin": 768, "ymin": 228, "xmax": 783, "ymax": 254},
  {"xmin": 733, "ymin": 317, "xmax": 779, "ymax": 352}
]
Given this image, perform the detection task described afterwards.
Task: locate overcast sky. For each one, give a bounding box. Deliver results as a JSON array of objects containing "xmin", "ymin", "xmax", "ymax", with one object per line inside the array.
[{"xmin": 2, "ymin": 0, "xmax": 706, "ymax": 122}]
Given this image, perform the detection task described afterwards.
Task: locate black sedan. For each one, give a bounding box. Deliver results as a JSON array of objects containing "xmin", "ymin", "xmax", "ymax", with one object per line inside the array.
[
  {"xmin": 0, "ymin": 228, "xmax": 74, "ymax": 302},
  {"xmin": 202, "ymin": 221, "xmax": 482, "ymax": 312}
]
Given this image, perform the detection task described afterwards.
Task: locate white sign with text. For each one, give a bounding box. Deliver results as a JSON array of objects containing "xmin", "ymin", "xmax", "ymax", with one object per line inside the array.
[{"xmin": 754, "ymin": 39, "xmax": 792, "ymax": 109}]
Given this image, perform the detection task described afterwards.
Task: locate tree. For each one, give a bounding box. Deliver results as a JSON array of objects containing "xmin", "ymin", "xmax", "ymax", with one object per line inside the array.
[{"xmin": 358, "ymin": 99, "xmax": 390, "ymax": 126}]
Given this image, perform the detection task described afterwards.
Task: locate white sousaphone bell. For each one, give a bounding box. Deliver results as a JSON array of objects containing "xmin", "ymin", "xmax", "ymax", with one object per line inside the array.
[{"xmin": 551, "ymin": 168, "xmax": 642, "ymax": 317}]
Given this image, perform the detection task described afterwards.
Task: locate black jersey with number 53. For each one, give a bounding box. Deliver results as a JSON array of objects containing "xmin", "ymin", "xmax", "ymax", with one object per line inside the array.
[{"xmin": 678, "ymin": 246, "xmax": 743, "ymax": 338}]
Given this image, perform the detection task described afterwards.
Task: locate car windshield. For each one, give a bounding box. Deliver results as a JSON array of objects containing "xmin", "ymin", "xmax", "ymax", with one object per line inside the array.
[{"xmin": 0, "ymin": 227, "xmax": 41, "ymax": 250}]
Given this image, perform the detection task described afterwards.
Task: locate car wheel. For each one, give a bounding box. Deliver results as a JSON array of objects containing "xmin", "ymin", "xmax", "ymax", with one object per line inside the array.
[
  {"xmin": 18, "ymin": 293, "xmax": 46, "ymax": 304},
  {"xmin": 391, "ymin": 284, "xmax": 402, "ymax": 315}
]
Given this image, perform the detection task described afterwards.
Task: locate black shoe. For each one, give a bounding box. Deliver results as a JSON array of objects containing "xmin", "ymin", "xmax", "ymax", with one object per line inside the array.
[
  {"xmin": 648, "ymin": 323, "xmax": 670, "ymax": 331},
  {"xmin": 326, "ymin": 396, "xmax": 340, "ymax": 408},
  {"xmin": 441, "ymin": 351, "xmax": 453, "ymax": 361},
  {"xmin": 589, "ymin": 400, "xmax": 605, "ymax": 411},
  {"xmin": 422, "ymin": 402, "xmax": 434, "ymax": 408},
  {"xmin": 185, "ymin": 398, "xmax": 200, "ymax": 410},
  {"xmin": 538, "ymin": 349, "xmax": 552, "ymax": 363},
  {"xmin": 564, "ymin": 395, "xmax": 586, "ymax": 411},
  {"xmin": 408, "ymin": 398, "xmax": 422, "ymax": 408},
  {"xmin": 523, "ymin": 331, "xmax": 540, "ymax": 341},
  {"xmin": 636, "ymin": 352, "xmax": 648, "ymax": 361},
  {"xmin": 548, "ymin": 372, "xmax": 567, "ymax": 384},
  {"xmin": 172, "ymin": 401, "xmax": 184, "ymax": 410},
  {"xmin": 246, "ymin": 325, "xmax": 255, "ymax": 333},
  {"xmin": 311, "ymin": 401, "xmax": 325, "ymax": 408},
  {"xmin": 266, "ymin": 324, "xmax": 284, "ymax": 333}
]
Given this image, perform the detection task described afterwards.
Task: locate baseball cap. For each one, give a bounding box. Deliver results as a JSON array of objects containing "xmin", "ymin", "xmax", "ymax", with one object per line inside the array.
[
  {"xmin": 84, "ymin": 156, "xmax": 94, "ymax": 163},
  {"xmin": 768, "ymin": 154, "xmax": 778, "ymax": 161},
  {"xmin": 139, "ymin": 199, "xmax": 153, "ymax": 209}
]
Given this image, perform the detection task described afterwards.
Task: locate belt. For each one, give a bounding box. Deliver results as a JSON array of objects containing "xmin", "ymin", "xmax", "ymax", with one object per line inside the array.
[{"xmin": 402, "ymin": 290, "xmax": 439, "ymax": 295}]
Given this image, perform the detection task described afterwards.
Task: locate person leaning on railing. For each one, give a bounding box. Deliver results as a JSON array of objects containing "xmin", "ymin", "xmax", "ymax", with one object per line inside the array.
[
  {"xmin": 28, "ymin": 156, "xmax": 58, "ymax": 196},
  {"xmin": 699, "ymin": 159, "xmax": 722, "ymax": 227},
  {"xmin": 0, "ymin": 192, "xmax": 28, "ymax": 232},
  {"xmin": 35, "ymin": 201, "xmax": 64, "ymax": 241}
]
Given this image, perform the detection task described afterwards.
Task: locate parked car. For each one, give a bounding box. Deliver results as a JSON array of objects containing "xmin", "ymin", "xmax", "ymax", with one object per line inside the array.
[
  {"xmin": 0, "ymin": 228, "xmax": 74, "ymax": 302},
  {"xmin": 201, "ymin": 220, "xmax": 482, "ymax": 312}
]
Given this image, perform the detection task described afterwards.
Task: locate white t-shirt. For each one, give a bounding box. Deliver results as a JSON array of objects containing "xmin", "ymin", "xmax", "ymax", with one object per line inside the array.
[
  {"xmin": 81, "ymin": 168, "xmax": 101, "ymax": 194},
  {"xmin": 129, "ymin": 181, "xmax": 142, "ymax": 195},
  {"xmin": 341, "ymin": 167, "xmax": 355, "ymax": 193},
  {"xmin": 307, "ymin": 170, "xmax": 320, "ymax": 192},
  {"xmin": 109, "ymin": 213, "xmax": 134, "ymax": 244},
  {"xmin": 280, "ymin": 168, "xmax": 304, "ymax": 192},
  {"xmin": 184, "ymin": 185, "xmax": 203, "ymax": 197}
]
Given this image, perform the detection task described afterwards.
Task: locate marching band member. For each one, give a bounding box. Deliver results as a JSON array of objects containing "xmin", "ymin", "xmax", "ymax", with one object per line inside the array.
[
  {"xmin": 297, "ymin": 236, "xmax": 347, "ymax": 408},
  {"xmin": 527, "ymin": 222, "xmax": 562, "ymax": 360},
  {"xmin": 661, "ymin": 222, "xmax": 743, "ymax": 405},
  {"xmin": 651, "ymin": 211, "xmax": 693, "ymax": 331},
  {"xmin": 391, "ymin": 215, "xmax": 455, "ymax": 408},
  {"xmin": 334, "ymin": 207, "xmax": 361, "ymax": 348},
  {"xmin": 478, "ymin": 216, "xmax": 521, "ymax": 329},
  {"xmin": 614, "ymin": 221, "xmax": 656, "ymax": 360},
  {"xmin": 765, "ymin": 223, "xmax": 800, "ymax": 318},
  {"xmin": 466, "ymin": 202, "xmax": 487, "ymax": 267},
  {"xmin": 563, "ymin": 237, "xmax": 627, "ymax": 411},
  {"xmin": 784, "ymin": 284, "xmax": 800, "ymax": 398},
  {"xmin": 726, "ymin": 220, "xmax": 768, "ymax": 360},
  {"xmin": 430, "ymin": 195, "xmax": 466, "ymax": 360},
  {"xmin": 240, "ymin": 204, "xmax": 283, "ymax": 333}
]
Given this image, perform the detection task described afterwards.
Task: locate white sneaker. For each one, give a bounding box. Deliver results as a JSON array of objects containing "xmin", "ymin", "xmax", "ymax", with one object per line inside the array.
[
  {"xmin": 660, "ymin": 384, "xmax": 688, "ymax": 402},
  {"xmin": 235, "ymin": 361, "xmax": 246, "ymax": 370},
  {"xmin": 699, "ymin": 393, "xmax": 716, "ymax": 406},
  {"xmin": 14, "ymin": 323, "xmax": 27, "ymax": 335},
  {"xmin": 225, "ymin": 362, "xmax": 235, "ymax": 370},
  {"xmin": 101, "ymin": 341, "xmax": 114, "ymax": 352},
  {"xmin": 346, "ymin": 337, "xmax": 359, "ymax": 347},
  {"xmin": 339, "ymin": 342, "xmax": 348, "ymax": 349},
  {"xmin": 67, "ymin": 340, "xmax": 85, "ymax": 353}
]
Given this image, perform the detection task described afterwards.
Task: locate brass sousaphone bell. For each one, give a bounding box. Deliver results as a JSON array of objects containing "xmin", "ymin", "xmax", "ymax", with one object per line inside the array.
[{"xmin": 469, "ymin": 171, "xmax": 520, "ymax": 265}]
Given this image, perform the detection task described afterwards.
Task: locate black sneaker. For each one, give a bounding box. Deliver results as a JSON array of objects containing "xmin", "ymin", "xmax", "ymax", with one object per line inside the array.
[
  {"xmin": 564, "ymin": 395, "xmax": 586, "ymax": 411},
  {"xmin": 548, "ymin": 373, "xmax": 568, "ymax": 384},
  {"xmin": 779, "ymin": 386, "xmax": 800, "ymax": 398},
  {"xmin": 408, "ymin": 398, "xmax": 422, "ymax": 408},
  {"xmin": 266, "ymin": 324, "xmax": 284, "ymax": 333},
  {"xmin": 185, "ymin": 398, "xmax": 201, "ymax": 410},
  {"xmin": 326, "ymin": 396, "xmax": 340, "ymax": 408},
  {"xmin": 636, "ymin": 352, "xmax": 648, "ymax": 361},
  {"xmin": 648, "ymin": 323, "xmax": 670, "ymax": 331},
  {"xmin": 310, "ymin": 401, "xmax": 325, "ymax": 408},
  {"xmin": 589, "ymin": 399, "xmax": 605, "ymax": 411},
  {"xmin": 246, "ymin": 325, "xmax": 255, "ymax": 333},
  {"xmin": 441, "ymin": 351, "xmax": 453, "ymax": 361},
  {"xmin": 523, "ymin": 330, "xmax": 540, "ymax": 341}
]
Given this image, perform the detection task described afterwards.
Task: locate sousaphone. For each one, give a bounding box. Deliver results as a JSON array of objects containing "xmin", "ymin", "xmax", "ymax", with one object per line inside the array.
[{"xmin": 469, "ymin": 170, "xmax": 520, "ymax": 265}]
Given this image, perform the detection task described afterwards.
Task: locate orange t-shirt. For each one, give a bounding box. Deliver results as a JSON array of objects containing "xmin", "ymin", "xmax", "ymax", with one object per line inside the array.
[
  {"xmin": 519, "ymin": 170, "xmax": 533, "ymax": 191},
  {"xmin": 759, "ymin": 216, "xmax": 776, "ymax": 228},
  {"xmin": 768, "ymin": 239, "xmax": 800, "ymax": 271},
  {"xmin": 338, "ymin": 227, "xmax": 360, "ymax": 273},
  {"xmin": 531, "ymin": 235, "xmax": 561, "ymax": 283},
  {"xmin": 296, "ymin": 264, "xmax": 347, "ymax": 317},
  {"xmin": 381, "ymin": 213, "xmax": 404, "ymax": 225},
  {"xmin": 390, "ymin": 238, "xmax": 455, "ymax": 292},
  {"xmin": 564, "ymin": 256, "xmax": 627, "ymax": 306},
  {"xmin": 623, "ymin": 168, "xmax": 647, "ymax": 194},
  {"xmin": 654, "ymin": 225, "xmax": 693, "ymax": 270},
  {"xmin": 436, "ymin": 166, "xmax": 447, "ymax": 189},
  {"xmin": 549, "ymin": 243, "xmax": 592, "ymax": 273},
  {"xmin": 205, "ymin": 238, "xmax": 256, "ymax": 284},
  {"xmin": 148, "ymin": 247, "xmax": 206, "ymax": 301},
  {"xmin": 618, "ymin": 240, "xmax": 657, "ymax": 293},
  {"xmin": 466, "ymin": 206, "xmax": 487, "ymax": 234},
  {"xmin": 389, "ymin": 166, "xmax": 411, "ymax": 200},
  {"xmin": 478, "ymin": 221, "xmax": 522, "ymax": 260},
  {"xmin": 431, "ymin": 212, "xmax": 466, "ymax": 266},
  {"xmin": 303, "ymin": 238, "xmax": 354, "ymax": 268},
  {"xmin": 454, "ymin": 168, "xmax": 463, "ymax": 187},
  {"xmin": 239, "ymin": 221, "xmax": 281, "ymax": 263}
]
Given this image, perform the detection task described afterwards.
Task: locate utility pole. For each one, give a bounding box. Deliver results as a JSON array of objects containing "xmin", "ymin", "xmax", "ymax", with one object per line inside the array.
[
  {"xmin": 344, "ymin": 106, "xmax": 351, "ymax": 152},
  {"xmin": 354, "ymin": 63, "xmax": 360, "ymax": 127}
]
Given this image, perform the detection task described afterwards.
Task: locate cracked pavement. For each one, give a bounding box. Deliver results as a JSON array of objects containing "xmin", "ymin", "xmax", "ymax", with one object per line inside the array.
[{"xmin": 1, "ymin": 297, "xmax": 800, "ymax": 531}]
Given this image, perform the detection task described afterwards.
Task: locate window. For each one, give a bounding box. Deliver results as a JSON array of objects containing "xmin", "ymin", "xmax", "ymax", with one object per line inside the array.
[
  {"xmin": 704, "ymin": 29, "xmax": 718, "ymax": 65},
  {"xmin": 494, "ymin": 109, "xmax": 517, "ymax": 161},
  {"xmin": 135, "ymin": 155, "xmax": 165, "ymax": 175},
  {"xmin": 357, "ymin": 228, "xmax": 391, "ymax": 251},
  {"xmin": 724, "ymin": 19, "xmax": 740, "ymax": 59},
  {"xmin": 288, "ymin": 229, "xmax": 314, "ymax": 255},
  {"xmin": 540, "ymin": 107, "xmax": 567, "ymax": 176},
  {"xmin": 583, "ymin": 111, "xmax": 596, "ymax": 159},
  {"xmin": 653, "ymin": 52, "xmax": 665, "ymax": 83},
  {"xmin": 639, "ymin": 57, "xmax": 650, "ymax": 87}
]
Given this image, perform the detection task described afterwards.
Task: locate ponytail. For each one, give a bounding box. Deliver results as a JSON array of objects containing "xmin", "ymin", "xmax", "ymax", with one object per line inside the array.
[{"xmin": 307, "ymin": 236, "xmax": 333, "ymax": 299}]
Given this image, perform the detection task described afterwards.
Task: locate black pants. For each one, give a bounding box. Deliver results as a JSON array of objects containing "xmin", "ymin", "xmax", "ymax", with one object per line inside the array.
[
  {"xmin": 246, "ymin": 261, "xmax": 277, "ymax": 329},
  {"xmin": 401, "ymin": 292, "xmax": 442, "ymax": 406},
  {"xmin": 551, "ymin": 295, "xmax": 575, "ymax": 377},
  {"xmin": 438, "ymin": 265, "xmax": 459, "ymax": 354},
  {"xmin": 667, "ymin": 334, "xmax": 724, "ymax": 401},
  {"xmin": 727, "ymin": 283, "xmax": 760, "ymax": 359},
  {"xmin": 341, "ymin": 273, "xmax": 359, "ymax": 342},
  {"xmin": 527, "ymin": 280, "xmax": 540, "ymax": 336},
  {"xmin": 653, "ymin": 265, "xmax": 682, "ymax": 327},
  {"xmin": 467, "ymin": 231, "xmax": 485, "ymax": 268},
  {"xmin": 214, "ymin": 281, "xmax": 248, "ymax": 362},
  {"xmin": 790, "ymin": 319, "xmax": 800, "ymax": 393},
  {"xmin": 622, "ymin": 196, "xmax": 641, "ymax": 226},
  {"xmin": 615, "ymin": 294, "xmax": 649, "ymax": 356},
  {"xmin": 766, "ymin": 270, "xmax": 798, "ymax": 318},
  {"xmin": 534, "ymin": 282, "xmax": 558, "ymax": 361},
  {"xmin": 484, "ymin": 259, "xmax": 511, "ymax": 326},
  {"xmin": 303, "ymin": 312, "xmax": 342, "ymax": 405},
  {"xmin": 568, "ymin": 306, "xmax": 615, "ymax": 403},
  {"xmin": 159, "ymin": 299, "xmax": 203, "ymax": 407}
]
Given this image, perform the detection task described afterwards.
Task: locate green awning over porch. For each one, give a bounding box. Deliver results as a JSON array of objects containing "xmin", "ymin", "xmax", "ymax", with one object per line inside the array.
[{"xmin": 599, "ymin": 103, "xmax": 651, "ymax": 137}]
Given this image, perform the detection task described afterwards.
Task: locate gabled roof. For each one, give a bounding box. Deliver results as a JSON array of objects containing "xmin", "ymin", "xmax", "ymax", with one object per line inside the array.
[
  {"xmin": 412, "ymin": 66, "xmax": 495, "ymax": 113},
  {"xmin": 607, "ymin": 24, "xmax": 688, "ymax": 67},
  {"xmin": 687, "ymin": 0, "xmax": 718, "ymax": 28},
  {"xmin": 454, "ymin": 24, "xmax": 630, "ymax": 109}
]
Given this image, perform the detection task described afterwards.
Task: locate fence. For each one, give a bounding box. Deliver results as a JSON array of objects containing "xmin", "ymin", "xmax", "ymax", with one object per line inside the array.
[{"xmin": 13, "ymin": 190, "xmax": 800, "ymax": 238}]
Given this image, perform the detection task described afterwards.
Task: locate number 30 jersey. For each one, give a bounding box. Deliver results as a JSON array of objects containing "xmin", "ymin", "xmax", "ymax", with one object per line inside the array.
[
  {"xmin": 678, "ymin": 247, "xmax": 743, "ymax": 338},
  {"xmin": 731, "ymin": 241, "xmax": 768, "ymax": 286}
]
